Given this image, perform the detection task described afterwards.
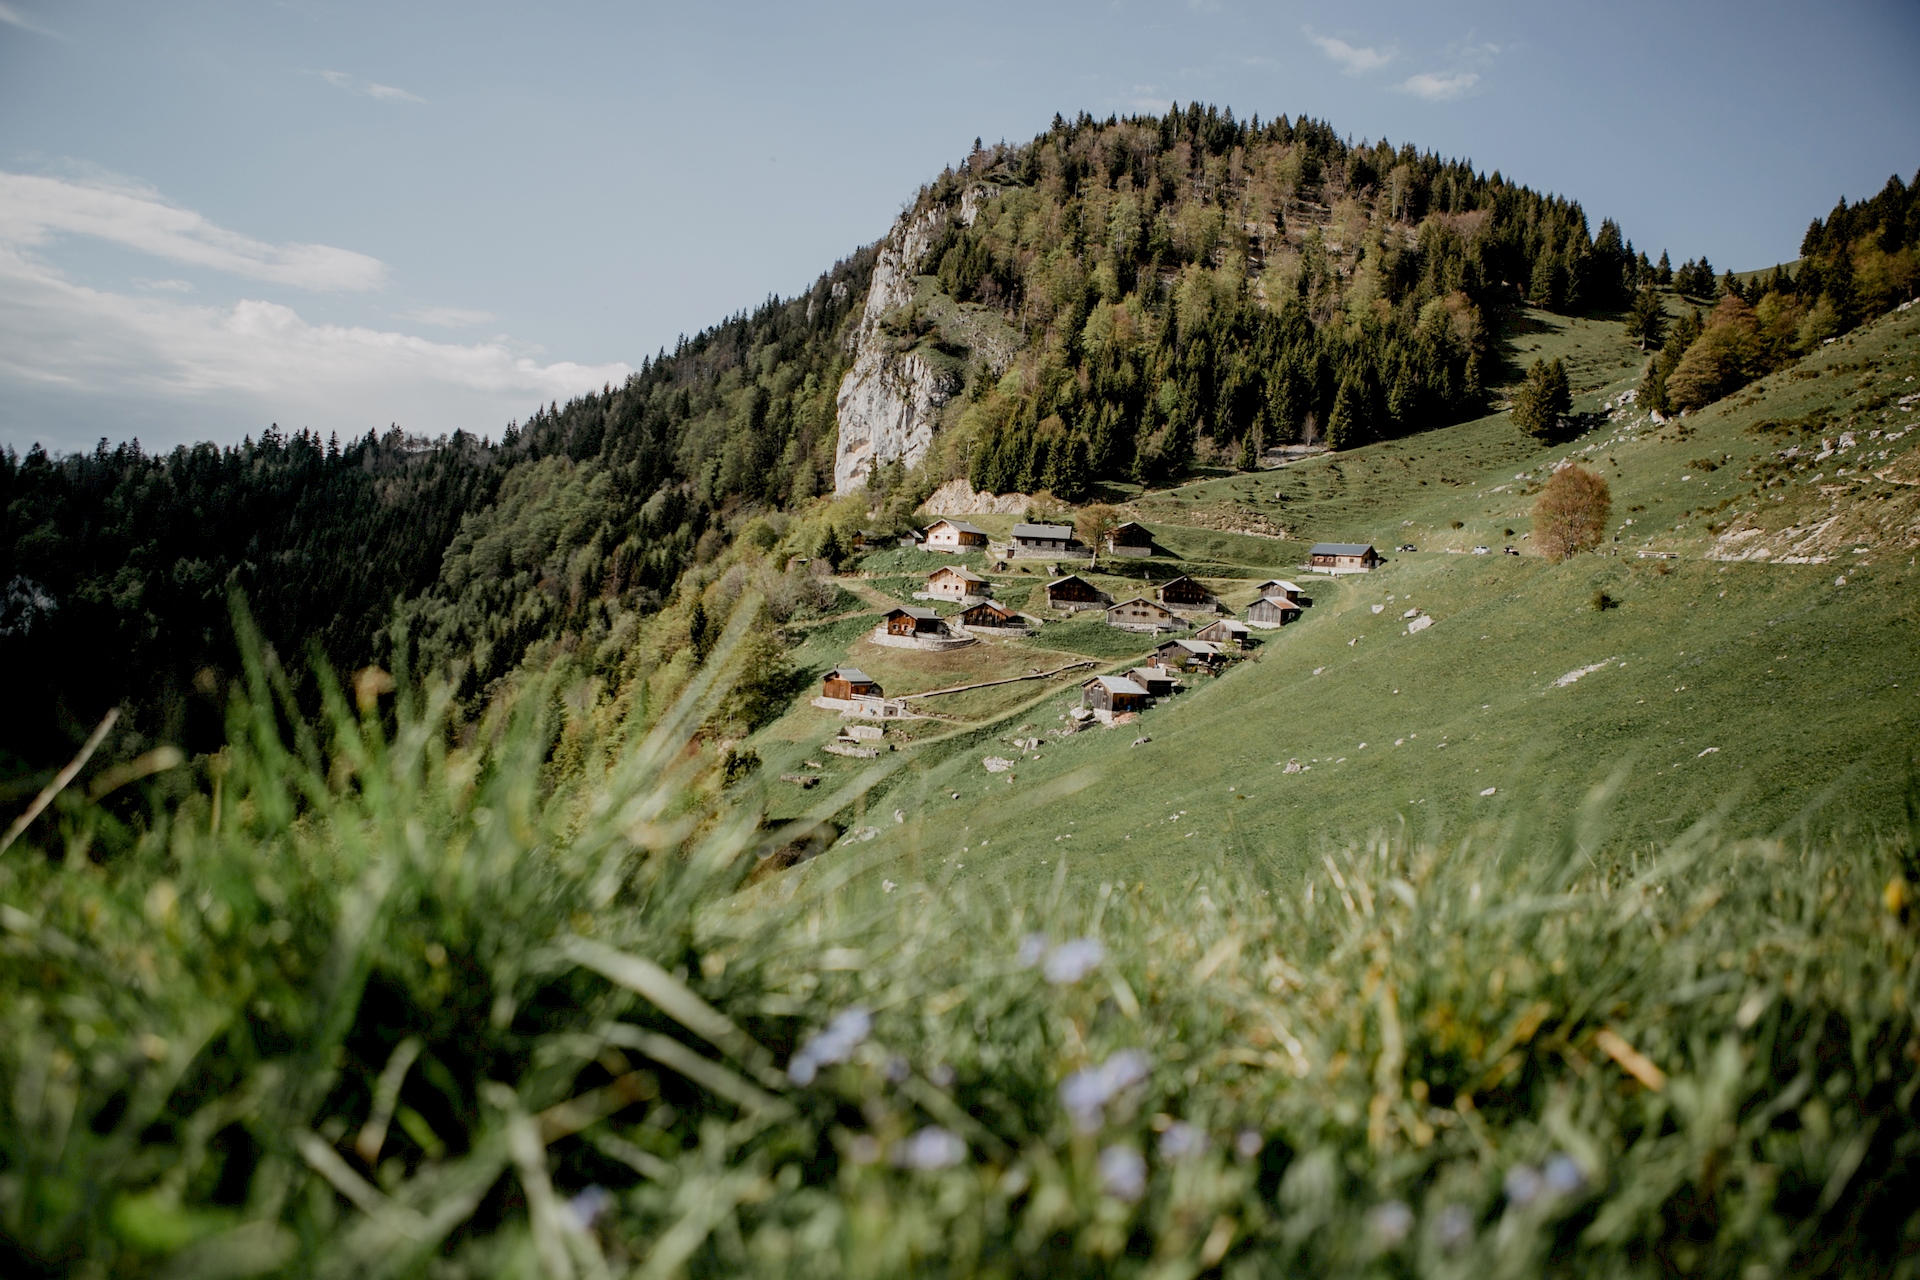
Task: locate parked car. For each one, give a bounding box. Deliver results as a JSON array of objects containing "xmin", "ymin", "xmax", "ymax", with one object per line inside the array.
[
  {"xmin": 1396, "ymin": 543, "xmax": 1418, "ymax": 552},
  {"xmin": 1472, "ymin": 546, "xmax": 1491, "ymax": 555}
]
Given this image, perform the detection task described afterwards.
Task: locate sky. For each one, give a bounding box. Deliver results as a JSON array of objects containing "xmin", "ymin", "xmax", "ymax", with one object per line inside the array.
[{"xmin": 2, "ymin": 1, "xmax": 1916, "ymax": 457}]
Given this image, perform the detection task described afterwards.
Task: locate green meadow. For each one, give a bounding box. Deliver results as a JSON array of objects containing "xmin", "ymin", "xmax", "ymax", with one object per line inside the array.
[{"xmin": 759, "ymin": 303, "xmax": 1920, "ymax": 897}]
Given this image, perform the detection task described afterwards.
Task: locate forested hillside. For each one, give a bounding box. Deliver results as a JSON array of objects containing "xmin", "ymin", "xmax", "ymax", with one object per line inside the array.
[
  {"xmin": 910, "ymin": 107, "xmax": 1642, "ymax": 494},
  {"xmin": 0, "ymin": 251, "xmax": 872, "ymax": 767}
]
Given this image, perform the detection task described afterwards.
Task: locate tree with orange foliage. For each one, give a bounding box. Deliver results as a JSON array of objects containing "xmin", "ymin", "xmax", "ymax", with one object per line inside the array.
[{"xmin": 1532, "ymin": 464, "xmax": 1611, "ymax": 561}]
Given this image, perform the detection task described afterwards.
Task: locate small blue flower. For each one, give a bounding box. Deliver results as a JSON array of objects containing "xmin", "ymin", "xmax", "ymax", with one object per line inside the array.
[
  {"xmin": 568, "ymin": 1185, "xmax": 613, "ymax": 1229},
  {"xmin": 1366, "ymin": 1200, "xmax": 1413, "ymax": 1248},
  {"xmin": 1017, "ymin": 933, "xmax": 1050, "ymax": 966},
  {"xmin": 1435, "ymin": 1204, "xmax": 1474, "ymax": 1251},
  {"xmin": 788, "ymin": 1006, "xmax": 872, "ymax": 1084},
  {"xmin": 1043, "ymin": 937, "xmax": 1105, "ymax": 984},
  {"xmin": 1157, "ymin": 1121, "xmax": 1208, "ymax": 1161},
  {"xmin": 1543, "ymin": 1153, "xmax": 1586, "ymax": 1196},
  {"xmin": 892, "ymin": 1126, "xmax": 967, "ymax": 1170},
  {"xmin": 1503, "ymin": 1163, "xmax": 1543, "ymax": 1207},
  {"xmin": 1098, "ymin": 1145, "xmax": 1147, "ymax": 1202},
  {"xmin": 1059, "ymin": 1049, "xmax": 1151, "ymax": 1132}
]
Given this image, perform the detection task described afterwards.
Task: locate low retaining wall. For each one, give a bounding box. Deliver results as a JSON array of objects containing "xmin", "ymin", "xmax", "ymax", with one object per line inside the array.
[{"xmin": 868, "ymin": 626, "xmax": 977, "ymax": 652}]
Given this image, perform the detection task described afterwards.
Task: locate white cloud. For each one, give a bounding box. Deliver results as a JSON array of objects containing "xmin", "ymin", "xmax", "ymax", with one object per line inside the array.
[
  {"xmin": 1308, "ymin": 32, "xmax": 1391, "ymax": 75},
  {"xmin": 0, "ymin": 2, "xmax": 60, "ymax": 38},
  {"xmin": 0, "ymin": 169, "xmax": 388, "ymax": 291},
  {"xmin": 0, "ymin": 246, "xmax": 629, "ymax": 452},
  {"xmin": 1400, "ymin": 70, "xmax": 1480, "ymax": 100},
  {"xmin": 405, "ymin": 305, "xmax": 496, "ymax": 328},
  {"xmin": 315, "ymin": 70, "xmax": 426, "ymax": 104}
]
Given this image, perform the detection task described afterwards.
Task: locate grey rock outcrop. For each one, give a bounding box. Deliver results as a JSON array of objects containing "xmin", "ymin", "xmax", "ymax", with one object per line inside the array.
[{"xmin": 833, "ymin": 187, "xmax": 997, "ymax": 495}]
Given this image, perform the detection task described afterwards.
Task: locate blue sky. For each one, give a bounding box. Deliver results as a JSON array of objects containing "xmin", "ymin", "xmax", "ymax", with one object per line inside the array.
[{"xmin": 2, "ymin": 0, "xmax": 1915, "ymax": 456}]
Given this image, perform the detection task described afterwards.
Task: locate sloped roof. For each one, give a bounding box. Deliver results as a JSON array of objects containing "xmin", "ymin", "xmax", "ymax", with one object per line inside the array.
[
  {"xmin": 826, "ymin": 667, "xmax": 873, "ymax": 684},
  {"xmin": 1112, "ymin": 520, "xmax": 1150, "ymax": 535},
  {"xmin": 1310, "ymin": 542, "xmax": 1376, "ymax": 556},
  {"xmin": 926, "ymin": 519, "xmax": 986, "ymax": 536},
  {"xmin": 1047, "ymin": 574, "xmax": 1097, "ymax": 590},
  {"xmin": 1012, "ymin": 522, "xmax": 1075, "ymax": 540},
  {"xmin": 1200, "ymin": 619, "xmax": 1249, "ymax": 632},
  {"xmin": 1249, "ymin": 595, "xmax": 1301, "ymax": 611},
  {"xmin": 1108, "ymin": 596, "xmax": 1170, "ymax": 612},
  {"xmin": 885, "ymin": 605, "xmax": 943, "ymax": 621},
  {"xmin": 1085, "ymin": 675, "xmax": 1150, "ymax": 696},
  {"xmin": 1254, "ymin": 578, "xmax": 1303, "ymax": 594},
  {"xmin": 1160, "ymin": 638, "xmax": 1223, "ymax": 655},
  {"xmin": 930, "ymin": 565, "xmax": 986, "ymax": 582}
]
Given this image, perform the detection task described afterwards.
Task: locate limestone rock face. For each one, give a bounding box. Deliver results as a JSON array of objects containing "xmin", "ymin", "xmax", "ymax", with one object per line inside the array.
[
  {"xmin": 833, "ymin": 187, "xmax": 997, "ymax": 495},
  {"xmin": 920, "ymin": 477, "xmax": 1029, "ymax": 517}
]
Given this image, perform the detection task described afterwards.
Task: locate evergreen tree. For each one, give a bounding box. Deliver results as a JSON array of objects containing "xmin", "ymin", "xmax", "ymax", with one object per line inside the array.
[
  {"xmin": 1624, "ymin": 287, "xmax": 1669, "ymax": 351},
  {"xmin": 1656, "ymin": 251, "xmax": 1673, "ymax": 285},
  {"xmin": 1511, "ymin": 358, "xmax": 1571, "ymax": 440},
  {"xmin": 1326, "ymin": 372, "xmax": 1370, "ymax": 450}
]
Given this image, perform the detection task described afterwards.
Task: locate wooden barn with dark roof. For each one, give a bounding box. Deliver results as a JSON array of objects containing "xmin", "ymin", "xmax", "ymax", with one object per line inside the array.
[{"xmin": 822, "ymin": 667, "xmax": 881, "ymax": 700}]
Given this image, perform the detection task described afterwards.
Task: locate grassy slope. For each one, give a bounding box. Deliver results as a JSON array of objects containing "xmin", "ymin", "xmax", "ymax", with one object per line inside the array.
[{"xmin": 756, "ymin": 304, "xmax": 1920, "ymax": 898}]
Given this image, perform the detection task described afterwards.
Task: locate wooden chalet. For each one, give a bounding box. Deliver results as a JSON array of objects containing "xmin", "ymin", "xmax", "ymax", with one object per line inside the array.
[
  {"xmin": 1308, "ymin": 542, "xmax": 1380, "ymax": 571},
  {"xmin": 882, "ymin": 606, "xmax": 946, "ymax": 637},
  {"xmin": 822, "ymin": 667, "xmax": 881, "ymax": 700},
  {"xmin": 1045, "ymin": 574, "xmax": 1109, "ymax": 612},
  {"xmin": 923, "ymin": 519, "xmax": 988, "ymax": 552},
  {"xmin": 1247, "ymin": 596, "xmax": 1302, "ymax": 629},
  {"xmin": 1193, "ymin": 619, "xmax": 1250, "ymax": 646},
  {"xmin": 1153, "ymin": 638, "xmax": 1227, "ymax": 670},
  {"xmin": 1106, "ymin": 521, "xmax": 1153, "ymax": 557},
  {"xmin": 1009, "ymin": 522, "xmax": 1080, "ymax": 557},
  {"xmin": 925, "ymin": 564, "xmax": 988, "ymax": 601},
  {"xmin": 957, "ymin": 601, "xmax": 1023, "ymax": 629},
  {"xmin": 1252, "ymin": 579, "xmax": 1306, "ymax": 603},
  {"xmin": 1105, "ymin": 596, "xmax": 1180, "ymax": 633},
  {"xmin": 1128, "ymin": 666, "xmax": 1178, "ymax": 697},
  {"xmin": 1082, "ymin": 675, "xmax": 1152, "ymax": 716},
  {"xmin": 1156, "ymin": 575, "xmax": 1213, "ymax": 608}
]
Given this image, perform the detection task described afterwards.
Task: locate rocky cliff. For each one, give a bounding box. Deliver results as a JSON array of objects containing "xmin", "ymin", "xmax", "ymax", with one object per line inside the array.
[{"xmin": 832, "ymin": 186, "xmax": 996, "ymax": 494}]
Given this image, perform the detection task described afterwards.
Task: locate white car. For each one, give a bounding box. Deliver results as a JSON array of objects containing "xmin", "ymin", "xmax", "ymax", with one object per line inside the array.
[{"xmin": 1472, "ymin": 545, "xmax": 1491, "ymax": 555}]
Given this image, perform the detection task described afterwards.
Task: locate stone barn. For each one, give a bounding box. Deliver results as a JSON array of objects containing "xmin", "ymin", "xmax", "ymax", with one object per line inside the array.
[
  {"xmin": 1045, "ymin": 575, "xmax": 1109, "ymax": 612},
  {"xmin": 1157, "ymin": 575, "xmax": 1214, "ymax": 609},
  {"xmin": 1009, "ymin": 522, "xmax": 1080, "ymax": 558},
  {"xmin": 1106, "ymin": 521, "xmax": 1153, "ymax": 557},
  {"xmin": 923, "ymin": 519, "xmax": 988, "ymax": 552},
  {"xmin": 882, "ymin": 606, "xmax": 945, "ymax": 637},
  {"xmin": 926, "ymin": 565, "xmax": 988, "ymax": 601},
  {"xmin": 1308, "ymin": 543, "xmax": 1380, "ymax": 572},
  {"xmin": 957, "ymin": 601, "xmax": 1024, "ymax": 630},
  {"xmin": 1105, "ymin": 596, "xmax": 1180, "ymax": 633}
]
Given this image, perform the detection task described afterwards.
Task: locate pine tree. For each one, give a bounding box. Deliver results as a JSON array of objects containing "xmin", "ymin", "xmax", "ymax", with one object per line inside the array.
[
  {"xmin": 1326, "ymin": 372, "xmax": 1369, "ymax": 450},
  {"xmin": 1625, "ymin": 288, "xmax": 1669, "ymax": 351},
  {"xmin": 1511, "ymin": 358, "xmax": 1571, "ymax": 440},
  {"xmin": 1656, "ymin": 251, "xmax": 1673, "ymax": 285}
]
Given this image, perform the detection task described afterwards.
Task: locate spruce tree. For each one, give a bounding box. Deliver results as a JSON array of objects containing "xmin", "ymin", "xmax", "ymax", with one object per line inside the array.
[
  {"xmin": 1625, "ymin": 288, "xmax": 1668, "ymax": 351},
  {"xmin": 1326, "ymin": 373, "xmax": 1369, "ymax": 450},
  {"xmin": 1511, "ymin": 358, "xmax": 1571, "ymax": 440},
  {"xmin": 1656, "ymin": 251, "xmax": 1673, "ymax": 285}
]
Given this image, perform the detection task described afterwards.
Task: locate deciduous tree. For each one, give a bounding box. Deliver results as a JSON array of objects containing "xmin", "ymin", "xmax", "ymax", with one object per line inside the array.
[{"xmin": 1532, "ymin": 463, "xmax": 1611, "ymax": 561}]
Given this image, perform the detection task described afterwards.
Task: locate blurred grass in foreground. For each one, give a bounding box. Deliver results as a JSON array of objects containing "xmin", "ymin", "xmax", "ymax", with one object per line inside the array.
[{"xmin": 2, "ymin": 606, "xmax": 1917, "ymax": 1278}]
